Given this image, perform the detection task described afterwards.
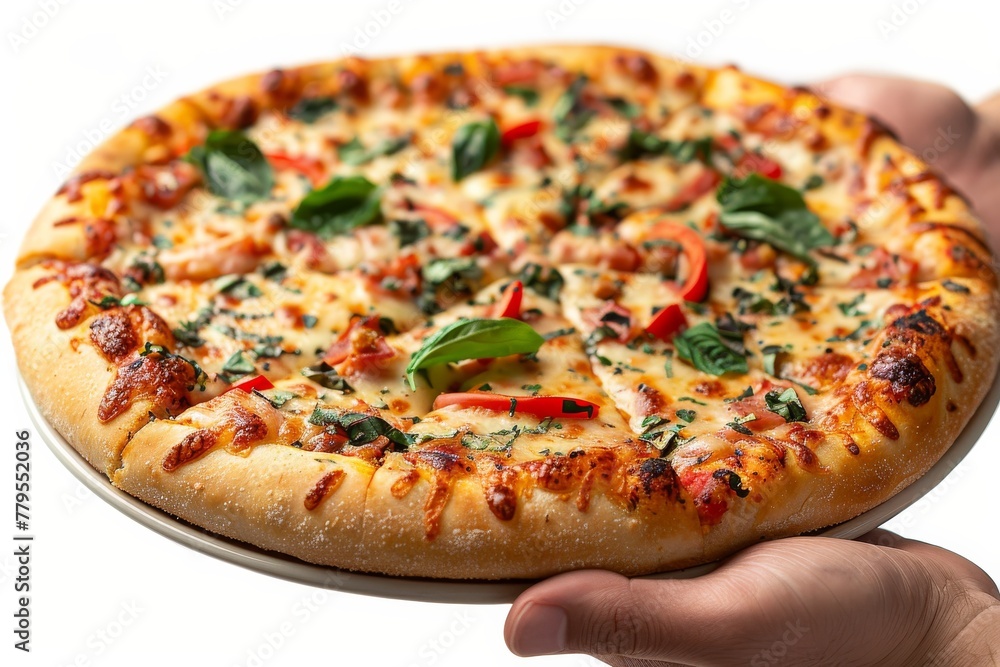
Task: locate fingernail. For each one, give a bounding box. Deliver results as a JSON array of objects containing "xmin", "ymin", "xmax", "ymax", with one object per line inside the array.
[{"xmin": 511, "ymin": 602, "xmax": 568, "ymax": 656}]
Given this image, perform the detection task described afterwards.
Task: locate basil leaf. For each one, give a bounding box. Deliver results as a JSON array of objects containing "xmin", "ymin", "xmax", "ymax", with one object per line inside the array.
[
  {"xmin": 185, "ymin": 130, "xmax": 273, "ymax": 203},
  {"xmin": 717, "ymin": 174, "xmax": 834, "ymax": 266},
  {"xmin": 389, "ymin": 219, "xmax": 431, "ymax": 247},
  {"xmin": 552, "ymin": 76, "xmax": 594, "ymax": 140},
  {"xmin": 764, "ymin": 387, "xmax": 807, "ymax": 422},
  {"xmin": 418, "ymin": 257, "xmax": 482, "ymax": 315},
  {"xmin": 301, "ymin": 362, "xmax": 354, "ymax": 392},
  {"xmin": 622, "ymin": 129, "xmax": 712, "ymax": 163},
  {"xmin": 288, "ymin": 96, "xmax": 337, "ymax": 123},
  {"xmin": 338, "ymin": 135, "xmax": 409, "ymax": 166},
  {"xmin": 517, "ymin": 263, "xmax": 565, "ymax": 301},
  {"xmin": 289, "ymin": 175, "xmax": 382, "ymax": 239},
  {"xmin": 503, "ymin": 85, "xmax": 539, "ymax": 106},
  {"xmin": 221, "ymin": 350, "xmax": 255, "ymax": 376},
  {"xmin": 452, "ymin": 119, "xmax": 500, "ymax": 181},
  {"xmin": 673, "ymin": 322, "xmax": 748, "ymax": 376},
  {"xmin": 308, "ymin": 408, "xmax": 414, "ymax": 450},
  {"xmin": 406, "ymin": 318, "xmax": 544, "ymax": 390}
]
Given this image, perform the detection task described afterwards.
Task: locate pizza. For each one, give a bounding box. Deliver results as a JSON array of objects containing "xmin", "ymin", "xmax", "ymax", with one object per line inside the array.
[{"xmin": 5, "ymin": 45, "xmax": 998, "ymax": 580}]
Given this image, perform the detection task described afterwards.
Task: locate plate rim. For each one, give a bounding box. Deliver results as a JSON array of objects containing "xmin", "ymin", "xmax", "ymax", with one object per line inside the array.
[{"xmin": 19, "ymin": 369, "xmax": 1000, "ymax": 604}]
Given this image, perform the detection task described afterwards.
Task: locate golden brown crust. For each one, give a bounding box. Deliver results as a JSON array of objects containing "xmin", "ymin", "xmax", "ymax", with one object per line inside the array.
[{"xmin": 7, "ymin": 44, "xmax": 1000, "ymax": 580}]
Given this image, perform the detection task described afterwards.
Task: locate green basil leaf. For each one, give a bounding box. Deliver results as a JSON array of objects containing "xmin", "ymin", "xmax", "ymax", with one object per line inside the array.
[
  {"xmin": 389, "ymin": 219, "xmax": 431, "ymax": 248},
  {"xmin": 185, "ymin": 130, "xmax": 273, "ymax": 203},
  {"xmin": 517, "ymin": 263, "xmax": 564, "ymax": 301},
  {"xmin": 503, "ymin": 85, "xmax": 539, "ymax": 106},
  {"xmin": 289, "ymin": 175, "xmax": 382, "ymax": 239},
  {"xmin": 221, "ymin": 350, "xmax": 255, "ymax": 376},
  {"xmin": 717, "ymin": 174, "xmax": 834, "ymax": 266},
  {"xmin": 301, "ymin": 362, "xmax": 354, "ymax": 392},
  {"xmin": 406, "ymin": 318, "xmax": 544, "ymax": 390},
  {"xmin": 288, "ymin": 96, "xmax": 337, "ymax": 123},
  {"xmin": 673, "ymin": 322, "xmax": 748, "ymax": 376},
  {"xmin": 452, "ymin": 119, "xmax": 500, "ymax": 181},
  {"xmin": 418, "ymin": 257, "xmax": 483, "ymax": 315},
  {"xmin": 307, "ymin": 408, "xmax": 414, "ymax": 450},
  {"xmin": 338, "ymin": 135, "xmax": 409, "ymax": 166},
  {"xmin": 622, "ymin": 129, "xmax": 712, "ymax": 163},
  {"xmin": 552, "ymin": 76, "xmax": 595, "ymax": 140},
  {"xmin": 764, "ymin": 387, "xmax": 807, "ymax": 422}
]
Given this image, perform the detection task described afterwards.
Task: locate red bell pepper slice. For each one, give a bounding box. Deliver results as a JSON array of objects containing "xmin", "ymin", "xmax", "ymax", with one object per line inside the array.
[
  {"xmin": 648, "ymin": 220, "xmax": 709, "ymax": 303},
  {"xmin": 737, "ymin": 153, "xmax": 783, "ymax": 179},
  {"xmin": 224, "ymin": 375, "xmax": 275, "ymax": 394},
  {"xmin": 501, "ymin": 120, "xmax": 542, "ymax": 148},
  {"xmin": 493, "ymin": 280, "xmax": 523, "ymax": 319},
  {"xmin": 265, "ymin": 152, "xmax": 326, "ymax": 186},
  {"xmin": 432, "ymin": 392, "xmax": 600, "ymax": 419},
  {"xmin": 645, "ymin": 303, "xmax": 688, "ymax": 341}
]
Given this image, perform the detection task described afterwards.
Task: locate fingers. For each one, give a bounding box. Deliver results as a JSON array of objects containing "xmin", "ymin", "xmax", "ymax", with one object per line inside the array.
[
  {"xmin": 815, "ymin": 74, "xmax": 977, "ymax": 175},
  {"xmin": 504, "ymin": 568, "xmax": 775, "ymax": 664},
  {"xmin": 859, "ymin": 529, "xmax": 1000, "ymax": 598}
]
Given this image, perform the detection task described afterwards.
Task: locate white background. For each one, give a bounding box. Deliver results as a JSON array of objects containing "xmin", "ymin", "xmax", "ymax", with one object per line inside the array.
[{"xmin": 2, "ymin": 1, "xmax": 999, "ymax": 665}]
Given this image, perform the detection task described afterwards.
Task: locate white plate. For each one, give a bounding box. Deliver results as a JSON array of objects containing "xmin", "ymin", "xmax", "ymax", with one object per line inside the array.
[{"xmin": 20, "ymin": 370, "xmax": 1000, "ymax": 604}]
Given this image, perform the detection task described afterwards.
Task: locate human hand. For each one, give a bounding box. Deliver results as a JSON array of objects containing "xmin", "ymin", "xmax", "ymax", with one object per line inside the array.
[
  {"xmin": 504, "ymin": 529, "xmax": 1000, "ymax": 666},
  {"xmin": 817, "ymin": 74, "xmax": 1000, "ymax": 238}
]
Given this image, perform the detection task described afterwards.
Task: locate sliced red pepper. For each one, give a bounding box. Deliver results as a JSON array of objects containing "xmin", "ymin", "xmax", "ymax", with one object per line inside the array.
[
  {"xmin": 265, "ymin": 152, "xmax": 326, "ymax": 186},
  {"xmin": 647, "ymin": 220, "xmax": 709, "ymax": 303},
  {"xmin": 644, "ymin": 303, "xmax": 688, "ymax": 341},
  {"xmin": 501, "ymin": 119, "xmax": 542, "ymax": 148},
  {"xmin": 737, "ymin": 152, "xmax": 783, "ymax": 180},
  {"xmin": 664, "ymin": 168, "xmax": 720, "ymax": 212},
  {"xmin": 323, "ymin": 316, "xmax": 396, "ymax": 372},
  {"xmin": 492, "ymin": 280, "xmax": 523, "ymax": 319},
  {"xmin": 224, "ymin": 375, "xmax": 275, "ymax": 394},
  {"xmin": 432, "ymin": 392, "xmax": 600, "ymax": 419}
]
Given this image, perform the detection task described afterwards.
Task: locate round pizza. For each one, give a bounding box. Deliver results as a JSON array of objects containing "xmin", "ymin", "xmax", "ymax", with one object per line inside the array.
[{"xmin": 5, "ymin": 45, "xmax": 998, "ymax": 580}]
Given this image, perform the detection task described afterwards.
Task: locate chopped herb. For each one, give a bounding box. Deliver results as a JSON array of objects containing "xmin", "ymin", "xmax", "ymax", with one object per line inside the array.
[
  {"xmin": 517, "ymin": 263, "xmax": 564, "ymax": 301},
  {"xmin": 418, "ymin": 257, "xmax": 483, "ymax": 314},
  {"xmin": 552, "ymin": 76, "xmax": 595, "ymax": 140},
  {"xmin": 301, "ymin": 362, "xmax": 353, "ymax": 392},
  {"xmin": 621, "ymin": 129, "xmax": 712, "ymax": 163},
  {"xmin": 308, "ymin": 408, "xmax": 414, "ymax": 450},
  {"xmin": 503, "ymin": 85, "xmax": 539, "ymax": 106},
  {"xmin": 941, "ymin": 279, "xmax": 970, "ymax": 294},
  {"xmin": 714, "ymin": 469, "xmax": 751, "ymax": 498},
  {"xmin": 301, "ymin": 314, "xmax": 318, "ymax": 329},
  {"xmin": 838, "ymin": 293, "xmax": 867, "ymax": 317},
  {"xmin": 676, "ymin": 409, "xmax": 696, "ymax": 423},
  {"xmin": 678, "ymin": 396, "xmax": 707, "ymax": 405},
  {"xmin": 803, "ymin": 174, "xmax": 824, "ymax": 190},
  {"xmin": 151, "ymin": 234, "xmax": 173, "ymax": 249},
  {"xmin": 726, "ymin": 386, "xmax": 755, "ymax": 403},
  {"xmin": 726, "ymin": 413, "xmax": 757, "ymax": 436},
  {"xmin": 521, "ymin": 384, "xmax": 542, "ymax": 395},
  {"xmin": 764, "ymin": 387, "xmax": 807, "ymax": 422},
  {"xmin": 543, "ymin": 327, "xmax": 576, "ymax": 341},
  {"xmin": 389, "ymin": 218, "xmax": 431, "ymax": 247},
  {"xmin": 826, "ymin": 319, "xmax": 875, "ymax": 343},
  {"xmin": 338, "ymin": 134, "xmax": 409, "ymax": 165},
  {"xmin": 260, "ymin": 389, "xmax": 296, "ymax": 408},
  {"xmin": 221, "ymin": 351, "xmax": 255, "ymax": 377},
  {"xmin": 288, "ymin": 96, "xmax": 337, "ymax": 123}
]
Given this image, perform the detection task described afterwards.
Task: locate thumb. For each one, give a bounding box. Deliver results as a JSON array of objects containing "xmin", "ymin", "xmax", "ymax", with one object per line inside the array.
[{"xmin": 504, "ymin": 569, "xmax": 764, "ymax": 664}]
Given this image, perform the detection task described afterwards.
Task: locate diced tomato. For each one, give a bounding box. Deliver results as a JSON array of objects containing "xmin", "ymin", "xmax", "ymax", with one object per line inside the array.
[
  {"xmin": 323, "ymin": 316, "xmax": 396, "ymax": 374},
  {"xmin": 224, "ymin": 375, "xmax": 275, "ymax": 394},
  {"xmin": 265, "ymin": 152, "xmax": 326, "ymax": 186},
  {"xmin": 501, "ymin": 119, "xmax": 542, "ymax": 148},
  {"xmin": 365, "ymin": 253, "xmax": 422, "ymax": 296},
  {"xmin": 679, "ymin": 470, "xmax": 728, "ymax": 525}
]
